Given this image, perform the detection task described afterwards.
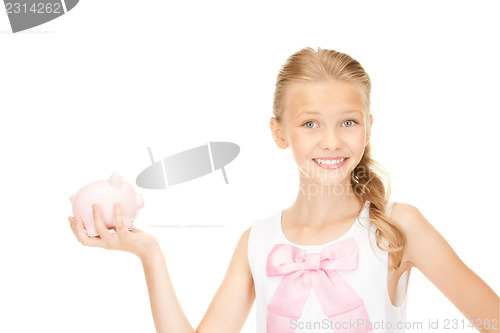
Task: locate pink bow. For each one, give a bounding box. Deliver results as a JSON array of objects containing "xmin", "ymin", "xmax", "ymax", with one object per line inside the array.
[{"xmin": 266, "ymin": 237, "xmax": 372, "ymax": 333}]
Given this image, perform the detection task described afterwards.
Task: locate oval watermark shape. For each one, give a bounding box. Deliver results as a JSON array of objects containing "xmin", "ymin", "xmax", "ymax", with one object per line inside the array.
[{"xmin": 4, "ymin": 0, "xmax": 79, "ymax": 33}]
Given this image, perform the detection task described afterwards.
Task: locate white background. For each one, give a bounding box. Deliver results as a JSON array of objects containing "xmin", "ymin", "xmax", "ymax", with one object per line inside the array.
[{"xmin": 0, "ymin": 1, "xmax": 499, "ymax": 332}]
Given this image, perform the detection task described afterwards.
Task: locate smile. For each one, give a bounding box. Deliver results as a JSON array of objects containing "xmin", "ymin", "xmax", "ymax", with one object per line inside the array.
[{"xmin": 313, "ymin": 157, "xmax": 348, "ymax": 169}]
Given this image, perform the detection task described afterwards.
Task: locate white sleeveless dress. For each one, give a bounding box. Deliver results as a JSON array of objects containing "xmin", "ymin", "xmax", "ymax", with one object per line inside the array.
[{"xmin": 248, "ymin": 200, "xmax": 410, "ymax": 333}]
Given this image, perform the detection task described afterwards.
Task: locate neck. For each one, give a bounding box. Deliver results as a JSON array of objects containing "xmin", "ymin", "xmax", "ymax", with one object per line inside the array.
[{"xmin": 286, "ymin": 174, "xmax": 364, "ymax": 226}]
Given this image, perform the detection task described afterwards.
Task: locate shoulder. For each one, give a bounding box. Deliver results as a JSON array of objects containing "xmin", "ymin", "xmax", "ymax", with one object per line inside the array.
[
  {"xmin": 235, "ymin": 227, "xmax": 252, "ymax": 252},
  {"xmin": 240, "ymin": 226, "xmax": 252, "ymax": 243},
  {"xmin": 234, "ymin": 226, "xmax": 256, "ymax": 260},
  {"xmin": 389, "ymin": 202, "xmax": 428, "ymax": 235},
  {"xmin": 387, "ymin": 202, "xmax": 500, "ymax": 321},
  {"xmin": 389, "ymin": 202, "xmax": 449, "ymax": 268},
  {"xmin": 225, "ymin": 227, "xmax": 253, "ymax": 277}
]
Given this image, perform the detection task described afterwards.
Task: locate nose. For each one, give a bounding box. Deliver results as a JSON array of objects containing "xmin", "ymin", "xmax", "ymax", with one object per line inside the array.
[{"xmin": 319, "ymin": 127, "xmax": 342, "ymax": 150}]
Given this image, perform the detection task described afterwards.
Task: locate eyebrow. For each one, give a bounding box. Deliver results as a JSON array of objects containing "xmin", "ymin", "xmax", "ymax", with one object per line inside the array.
[{"xmin": 296, "ymin": 109, "xmax": 363, "ymax": 118}]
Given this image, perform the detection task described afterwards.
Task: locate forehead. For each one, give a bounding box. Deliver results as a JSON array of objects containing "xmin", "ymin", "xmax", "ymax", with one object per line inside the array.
[{"xmin": 283, "ymin": 79, "xmax": 366, "ymax": 118}]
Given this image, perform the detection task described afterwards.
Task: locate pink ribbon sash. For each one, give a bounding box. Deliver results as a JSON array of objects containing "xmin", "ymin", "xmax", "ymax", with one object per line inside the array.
[{"xmin": 266, "ymin": 237, "xmax": 372, "ymax": 333}]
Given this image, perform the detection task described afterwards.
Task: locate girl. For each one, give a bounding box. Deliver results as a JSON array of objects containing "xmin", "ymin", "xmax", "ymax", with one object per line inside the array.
[{"xmin": 68, "ymin": 47, "xmax": 499, "ymax": 333}]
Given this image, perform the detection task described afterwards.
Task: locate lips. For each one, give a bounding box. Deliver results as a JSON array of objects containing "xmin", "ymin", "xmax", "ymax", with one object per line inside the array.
[
  {"xmin": 313, "ymin": 157, "xmax": 347, "ymax": 160},
  {"xmin": 312, "ymin": 157, "xmax": 348, "ymax": 169}
]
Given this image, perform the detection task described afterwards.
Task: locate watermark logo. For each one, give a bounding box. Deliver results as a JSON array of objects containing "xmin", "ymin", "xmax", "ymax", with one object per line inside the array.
[
  {"xmin": 136, "ymin": 142, "xmax": 240, "ymax": 190},
  {"xmin": 290, "ymin": 318, "xmax": 423, "ymax": 331},
  {"xmin": 288, "ymin": 318, "xmax": 499, "ymax": 331},
  {"xmin": 4, "ymin": 0, "xmax": 79, "ymax": 33},
  {"xmin": 138, "ymin": 143, "xmax": 240, "ymax": 229}
]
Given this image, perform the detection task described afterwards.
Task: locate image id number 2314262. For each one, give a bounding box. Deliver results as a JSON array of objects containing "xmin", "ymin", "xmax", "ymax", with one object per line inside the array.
[{"xmin": 5, "ymin": 2, "xmax": 62, "ymax": 14}]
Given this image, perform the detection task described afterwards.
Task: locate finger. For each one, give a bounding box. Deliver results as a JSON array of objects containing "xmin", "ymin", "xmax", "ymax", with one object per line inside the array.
[
  {"xmin": 113, "ymin": 202, "xmax": 127, "ymax": 234},
  {"xmin": 71, "ymin": 216, "xmax": 107, "ymax": 248},
  {"xmin": 68, "ymin": 216, "xmax": 81, "ymax": 241},
  {"xmin": 92, "ymin": 204, "xmax": 112, "ymax": 242},
  {"xmin": 69, "ymin": 216, "xmax": 83, "ymax": 241},
  {"xmin": 69, "ymin": 216, "xmax": 86, "ymax": 243}
]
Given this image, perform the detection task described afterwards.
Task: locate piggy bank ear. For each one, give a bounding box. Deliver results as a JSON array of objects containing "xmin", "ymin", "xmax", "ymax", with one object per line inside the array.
[
  {"xmin": 109, "ymin": 172, "xmax": 123, "ymax": 188},
  {"xmin": 69, "ymin": 194, "xmax": 75, "ymax": 203}
]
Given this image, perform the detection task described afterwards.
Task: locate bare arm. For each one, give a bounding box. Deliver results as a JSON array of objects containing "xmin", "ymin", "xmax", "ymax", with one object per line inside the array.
[
  {"xmin": 195, "ymin": 227, "xmax": 255, "ymax": 332},
  {"xmin": 393, "ymin": 203, "xmax": 499, "ymax": 333},
  {"xmin": 140, "ymin": 241, "xmax": 195, "ymax": 333},
  {"xmin": 139, "ymin": 227, "xmax": 255, "ymax": 333},
  {"xmin": 70, "ymin": 203, "xmax": 255, "ymax": 333}
]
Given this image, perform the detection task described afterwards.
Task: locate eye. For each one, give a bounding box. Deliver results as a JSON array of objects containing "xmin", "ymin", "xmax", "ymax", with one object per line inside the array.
[
  {"xmin": 343, "ymin": 120, "xmax": 358, "ymax": 127},
  {"xmin": 302, "ymin": 120, "xmax": 317, "ymax": 129}
]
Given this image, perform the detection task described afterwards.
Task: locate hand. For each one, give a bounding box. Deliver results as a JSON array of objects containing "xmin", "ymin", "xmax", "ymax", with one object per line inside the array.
[{"xmin": 68, "ymin": 203, "xmax": 158, "ymax": 259}]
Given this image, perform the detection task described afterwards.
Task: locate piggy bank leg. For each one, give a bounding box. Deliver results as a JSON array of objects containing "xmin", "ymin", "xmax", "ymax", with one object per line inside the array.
[
  {"xmin": 126, "ymin": 219, "xmax": 134, "ymax": 231},
  {"xmin": 83, "ymin": 219, "xmax": 99, "ymax": 237}
]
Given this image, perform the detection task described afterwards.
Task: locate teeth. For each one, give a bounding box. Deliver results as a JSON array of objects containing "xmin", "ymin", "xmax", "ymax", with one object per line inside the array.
[{"xmin": 315, "ymin": 158, "xmax": 345, "ymax": 165}]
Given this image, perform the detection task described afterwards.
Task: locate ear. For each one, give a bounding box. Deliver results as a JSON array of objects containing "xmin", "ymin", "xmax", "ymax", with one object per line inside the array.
[
  {"xmin": 365, "ymin": 113, "xmax": 373, "ymax": 147},
  {"xmin": 270, "ymin": 117, "xmax": 288, "ymax": 149}
]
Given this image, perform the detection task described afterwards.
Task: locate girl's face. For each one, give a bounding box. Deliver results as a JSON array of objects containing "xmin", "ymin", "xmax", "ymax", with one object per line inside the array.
[{"xmin": 271, "ymin": 79, "xmax": 373, "ymax": 186}]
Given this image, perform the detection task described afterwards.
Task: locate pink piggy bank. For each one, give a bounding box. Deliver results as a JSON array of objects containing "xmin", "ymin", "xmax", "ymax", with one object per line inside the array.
[{"xmin": 69, "ymin": 172, "xmax": 145, "ymax": 237}]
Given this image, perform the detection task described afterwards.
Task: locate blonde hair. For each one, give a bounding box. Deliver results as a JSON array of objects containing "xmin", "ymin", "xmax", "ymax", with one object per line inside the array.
[{"xmin": 272, "ymin": 47, "xmax": 406, "ymax": 269}]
